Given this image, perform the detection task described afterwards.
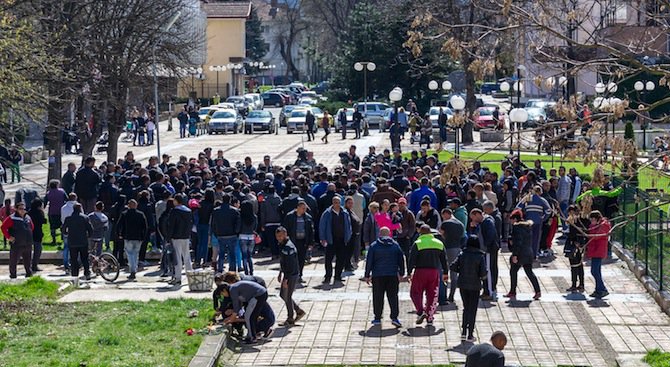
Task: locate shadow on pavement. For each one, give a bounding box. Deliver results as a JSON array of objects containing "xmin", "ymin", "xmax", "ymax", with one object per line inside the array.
[
  {"xmin": 447, "ymin": 341, "xmax": 474, "ymax": 355},
  {"xmin": 403, "ymin": 326, "xmax": 445, "ymax": 337},
  {"xmin": 506, "ymin": 300, "xmax": 533, "ymax": 308},
  {"xmin": 358, "ymin": 326, "xmax": 400, "ymax": 338}
]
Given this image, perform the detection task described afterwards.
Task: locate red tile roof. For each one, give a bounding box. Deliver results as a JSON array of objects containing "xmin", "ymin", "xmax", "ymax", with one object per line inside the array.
[{"xmin": 203, "ymin": 1, "xmax": 252, "ymax": 19}]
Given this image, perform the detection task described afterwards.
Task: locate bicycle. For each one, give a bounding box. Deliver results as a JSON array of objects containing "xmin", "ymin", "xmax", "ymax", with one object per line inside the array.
[{"xmin": 88, "ymin": 247, "xmax": 120, "ymax": 282}]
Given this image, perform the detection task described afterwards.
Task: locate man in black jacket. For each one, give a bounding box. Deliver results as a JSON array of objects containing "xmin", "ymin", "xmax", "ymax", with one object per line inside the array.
[
  {"xmin": 282, "ymin": 200, "xmax": 313, "ymax": 279},
  {"xmin": 62, "ymin": 203, "xmax": 93, "ymax": 280},
  {"xmin": 210, "ymin": 194, "xmax": 241, "ymax": 272},
  {"xmin": 61, "ymin": 162, "xmax": 77, "ymax": 195},
  {"xmin": 276, "ymin": 227, "xmax": 305, "ymax": 326},
  {"xmin": 165, "ymin": 194, "xmax": 194, "ymax": 285},
  {"xmin": 469, "ymin": 208, "xmax": 500, "ymax": 301},
  {"xmin": 75, "ymin": 157, "xmax": 101, "ymax": 214},
  {"xmin": 117, "ymin": 199, "xmax": 147, "ymax": 280}
]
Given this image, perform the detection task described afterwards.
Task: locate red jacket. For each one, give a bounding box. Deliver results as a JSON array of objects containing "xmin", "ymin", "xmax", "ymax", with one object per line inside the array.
[
  {"xmin": 586, "ymin": 218, "xmax": 610, "ymax": 259},
  {"xmin": 1, "ymin": 214, "xmax": 35, "ymax": 247}
]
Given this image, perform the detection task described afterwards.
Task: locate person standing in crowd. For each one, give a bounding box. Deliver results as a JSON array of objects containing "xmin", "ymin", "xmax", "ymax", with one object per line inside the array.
[
  {"xmin": 116, "ymin": 199, "xmax": 147, "ymax": 281},
  {"xmin": 417, "ymin": 199, "xmax": 441, "ymax": 230},
  {"xmin": 211, "ymin": 194, "xmax": 241, "ymax": 273},
  {"xmin": 451, "ymin": 235, "xmax": 487, "ymax": 342},
  {"xmin": 8, "ymin": 147, "xmax": 21, "ymax": 184},
  {"xmin": 238, "ymin": 200, "xmax": 257, "ymax": 276},
  {"xmin": 62, "ymin": 203, "xmax": 93, "ymax": 282},
  {"xmin": 352, "ymin": 108, "xmax": 363, "ymax": 139},
  {"xmin": 505, "ymin": 210, "xmax": 541, "ymax": 300},
  {"xmin": 75, "ymin": 157, "xmax": 101, "ymax": 214},
  {"xmin": 178, "ymin": 106, "xmax": 189, "ymax": 139},
  {"xmin": 305, "ymin": 110, "xmax": 315, "ymax": 142},
  {"xmin": 565, "ymin": 205, "xmax": 589, "ymax": 292},
  {"xmin": 344, "ymin": 196, "xmax": 363, "ymax": 271},
  {"xmin": 165, "ymin": 194, "xmax": 193, "ymax": 286},
  {"xmin": 465, "ymin": 331, "xmax": 507, "ymax": 366},
  {"xmin": 409, "ymin": 178, "xmax": 437, "ymax": 214},
  {"xmin": 61, "ymin": 162, "xmax": 77, "ymax": 195},
  {"xmin": 469, "ymin": 208, "xmax": 499, "ymax": 301},
  {"xmin": 586, "ymin": 210, "xmax": 611, "ymax": 299},
  {"xmin": 440, "ymin": 208, "xmax": 466, "ymax": 303},
  {"xmin": 515, "ymin": 185, "xmax": 551, "ymax": 258},
  {"xmin": 397, "ymin": 198, "xmax": 416, "ymax": 263},
  {"xmin": 319, "ymin": 196, "xmax": 352, "ymax": 284},
  {"xmin": 88, "ymin": 201, "xmax": 109, "ymax": 257},
  {"xmin": 275, "ymin": 227, "xmax": 306, "ymax": 326},
  {"xmin": 195, "ymin": 188, "xmax": 215, "ymax": 268},
  {"xmin": 28, "ymin": 198, "xmax": 46, "ymax": 272},
  {"xmin": 45, "ymin": 179, "xmax": 67, "ymax": 247},
  {"xmin": 556, "ymin": 166, "xmax": 573, "ymax": 233},
  {"xmin": 321, "ymin": 110, "xmax": 331, "ymax": 144},
  {"xmin": 260, "ymin": 185, "xmax": 282, "ymax": 258},
  {"xmin": 408, "ymin": 225, "xmax": 449, "ymax": 326},
  {"xmin": 1, "ymin": 202, "xmax": 34, "ymax": 279},
  {"xmin": 60, "ymin": 193, "xmax": 78, "ymax": 273},
  {"xmin": 283, "ymin": 199, "xmax": 313, "ymax": 280},
  {"xmin": 338, "ymin": 108, "xmax": 348, "ymax": 139},
  {"xmin": 365, "ymin": 227, "xmax": 405, "ymax": 328},
  {"xmin": 363, "ymin": 201, "xmax": 380, "ymax": 251}
]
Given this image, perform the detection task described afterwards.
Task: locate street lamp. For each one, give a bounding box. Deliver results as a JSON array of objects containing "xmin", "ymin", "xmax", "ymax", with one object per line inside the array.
[
  {"xmin": 354, "ymin": 61, "xmax": 376, "ymax": 134},
  {"xmin": 500, "ymin": 81, "xmax": 513, "ymax": 153},
  {"xmin": 634, "ymin": 80, "xmax": 655, "ymax": 150},
  {"xmin": 209, "ymin": 65, "xmax": 227, "ymax": 94},
  {"xmin": 153, "ymin": 10, "xmax": 182, "ymax": 158},
  {"xmin": 450, "ymin": 95, "xmax": 465, "ymax": 158},
  {"xmin": 389, "ymin": 87, "xmax": 403, "ymax": 151},
  {"xmin": 428, "ymin": 79, "xmax": 452, "ymax": 102},
  {"xmin": 509, "ymin": 108, "xmax": 528, "ymax": 157}
]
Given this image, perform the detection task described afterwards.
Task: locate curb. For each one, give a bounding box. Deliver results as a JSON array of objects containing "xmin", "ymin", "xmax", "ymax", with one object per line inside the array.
[
  {"xmin": 612, "ymin": 242, "xmax": 670, "ymax": 316},
  {"xmin": 188, "ymin": 327, "xmax": 230, "ymax": 367}
]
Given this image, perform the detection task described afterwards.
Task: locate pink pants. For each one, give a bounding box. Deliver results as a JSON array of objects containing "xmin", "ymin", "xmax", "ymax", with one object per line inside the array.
[{"xmin": 410, "ymin": 268, "xmax": 440, "ymax": 320}]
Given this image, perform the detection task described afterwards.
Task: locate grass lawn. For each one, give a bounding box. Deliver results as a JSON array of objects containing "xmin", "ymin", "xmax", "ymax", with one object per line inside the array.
[
  {"xmin": 0, "ymin": 277, "xmax": 214, "ymax": 367},
  {"xmin": 645, "ymin": 349, "xmax": 670, "ymax": 366},
  {"xmin": 418, "ymin": 150, "xmax": 670, "ymax": 192}
]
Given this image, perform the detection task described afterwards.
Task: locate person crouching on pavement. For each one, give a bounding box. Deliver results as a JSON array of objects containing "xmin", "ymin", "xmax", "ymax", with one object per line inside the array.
[
  {"xmin": 365, "ymin": 227, "xmax": 405, "ymax": 328},
  {"xmin": 408, "ymin": 224, "xmax": 448, "ymax": 326},
  {"xmin": 450, "ymin": 235, "xmax": 487, "ymax": 342},
  {"xmin": 276, "ymin": 226, "xmax": 306, "ymax": 327},
  {"xmin": 219, "ymin": 278, "xmax": 270, "ymax": 344},
  {"xmin": 217, "ymin": 272, "xmax": 275, "ymax": 340}
]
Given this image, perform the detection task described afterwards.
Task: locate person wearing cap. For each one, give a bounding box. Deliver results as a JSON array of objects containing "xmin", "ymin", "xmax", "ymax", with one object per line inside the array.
[
  {"xmin": 465, "ymin": 331, "xmax": 507, "ymax": 366},
  {"xmin": 408, "ymin": 225, "xmax": 449, "ymax": 326},
  {"xmin": 283, "ymin": 199, "xmax": 314, "ymax": 279}
]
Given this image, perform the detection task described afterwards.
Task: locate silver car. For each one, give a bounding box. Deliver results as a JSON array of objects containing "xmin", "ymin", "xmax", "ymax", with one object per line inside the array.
[
  {"xmin": 353, "ymin": 102, "xmax": 390, "ymax": 130},
  {"xmin": 208, "ymin": 110, "xmax": 243, "ymax": 134},
  {"xmin": 245, "ymin": 110, "xmax": 275, "ymax": 134}
]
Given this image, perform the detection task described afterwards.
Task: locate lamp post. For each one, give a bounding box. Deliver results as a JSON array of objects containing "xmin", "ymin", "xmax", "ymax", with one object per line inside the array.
[
  {"xmin": 354, "ymin": 62, "xmax": 376, "ymax": 134},
  {"xmin": 428, "ymin": 80, "xmax": 452, "ymax": 103},
  {"xmin": 209, "ymin": 65, "xmax": 227, "ymax": 95},
  {"xmin": 499, "ymin": 81, "xmax": 512, "ymax": 153},
  {"xmin": 153, "ymin": 10, "xmax": 181, "ymax": 158},
  {"xmin": 634, "ymin": 80, "xmax": 655, "ymax": 151},
  {"xmin": 449, "ymin": 95, "xmax": 465, "ymax": 158},
  {"xmin": 512, "ymin": 76, "xmax": 524, "ymax": 157},
  {"xmin": 389, "ymin": 87, "xmax": 403, "ymax": 152},
  {"xmin": 509, "ymin": 108, "xmax": 528, "ymax": 158},
  {"xmin": 189, "ymin": 67, "xmax": 203, "ymax": 99}
]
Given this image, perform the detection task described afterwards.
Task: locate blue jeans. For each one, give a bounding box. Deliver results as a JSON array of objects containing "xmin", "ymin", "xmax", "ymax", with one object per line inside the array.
[
  {"xmin": 104, "ymin": 224, "xmax": 112, "ymax": 251},
  {"xmin": 63, "ymin": 235, "xmax": 70, "ymax": 269},
  {"xmin": 591, "ymin": 257, "xmax": 607, "ymax": 293},
  {"xmin": 256, "ymin": 303, "xmax": 275, "ymax": 333},
  {"xmin": 196, "ymin": 224, "xmax": 210, "ymax": 264},
  {"xmin": 531, "ymin": 221, "xmax": 543, "ymax": 256},
  {"xmin": 217, "ymin": 236, "xmax": 238, "ymax": 272},
  {"xmin": 125, "ymin": 240, "xmax": 142, "ymax": 273},
  {"xmin": 438, "ymin": 269, "xmax": 447, "ymax": 304},
  {"xmin": 239, "ymin": 238, "xmax": 255, "ymax": 275}
]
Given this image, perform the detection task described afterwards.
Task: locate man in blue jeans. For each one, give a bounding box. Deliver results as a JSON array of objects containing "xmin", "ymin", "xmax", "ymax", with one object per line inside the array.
[
  {"xmin": 556, "ymin": 166, "xmax": 572, "ymax": 233},
  {"xmin": 210, "ymin": 194, "xmax": 241, "ymax": 272}
]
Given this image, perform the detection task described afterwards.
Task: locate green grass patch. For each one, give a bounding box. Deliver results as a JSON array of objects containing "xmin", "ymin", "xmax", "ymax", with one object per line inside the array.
[
  {"xmin": 0, "ymin": 276, "xmax": 59, "ymax": 302},
  {"xmin": 0, "ymin": 297, "xmax": 213, "ymax": 367},
  {"xmin": 645, "ymin": 349, "xmax": 670, "ymax": 366}
]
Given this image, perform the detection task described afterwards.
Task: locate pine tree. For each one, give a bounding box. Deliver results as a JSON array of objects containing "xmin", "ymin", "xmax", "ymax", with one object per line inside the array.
[{"xmin": 246, "ymin": 5, "xmax": 267, "ymax": 62}]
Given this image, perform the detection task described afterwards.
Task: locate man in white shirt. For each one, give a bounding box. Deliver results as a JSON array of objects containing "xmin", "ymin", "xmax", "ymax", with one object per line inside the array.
[{"xmin": 60, "ymin": 193, "xmax": 78, "ymax": 273}]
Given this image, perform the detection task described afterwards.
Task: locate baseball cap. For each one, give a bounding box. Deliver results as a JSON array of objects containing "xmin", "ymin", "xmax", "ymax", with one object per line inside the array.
[
  {"xmin": 448, "ymin": 198, "xmax": 462, "ymax": 206},
  {"xmin": 397, "ymin": 197, "xmax": 407, "ymax": 205}
]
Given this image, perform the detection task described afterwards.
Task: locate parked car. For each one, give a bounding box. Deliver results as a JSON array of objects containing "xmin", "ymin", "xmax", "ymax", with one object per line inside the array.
[
  {"xmin": 245, "ymin": 110, "xmax": 275, "ymax": 134},
  {"xmin": 299, "ymin": 97, "xmax": 317, "ymax": 105},
  {"xmin": 280, "ymin": 105, "xmax": 299, "ymax": 126},
  {"xmin": 525, "ymin": 99, "xmax": 553, "ymax": 109},
  {"xmin": 474, "ymin": 106, "xmax": 504, "ymax": 130},
  {"xmin": 198, "ymin": 106, "xmax": 220, "ymax": 124},
  {"xmin": 261, "ymin": 92, "xmax": 285, "ymax": 107},
  {"xmin": 428, "ymin": 106, "xmax": 453, "ymax": 129},
  {"xmin": 334, "ymin": 108, "xmax": 354, "ymax": 132},
  {"xmin": 312, "ymin": 81, "xmax": 330, "ymax": 94},
  {"xmin": 480, "ymin": 82, "xmax": 501, "ymax": 95},
  {"xmin": 522, "ymin": 107, "xmax": 547, "ymax": 128},
  {"xmin": 286, "ymin": 109, "xmax": 315, "ymax": 134},
  {"xmin": 226, "ymin": 96, "xmax": 251, "ymax": 117},
  {"xmin": 208, "ymin": 109, "xmax": 243, "ymax": 134},
  {"xmin": 300, "ymin": 91, "xmax": 318, "ymax": 100},
  {"xmin": 244, "ymin": 93, "xmax": 263, "ymax": 110},
  {"xmin": 353, "ymin": 102, "xmax": 390, "ymax": 130}
]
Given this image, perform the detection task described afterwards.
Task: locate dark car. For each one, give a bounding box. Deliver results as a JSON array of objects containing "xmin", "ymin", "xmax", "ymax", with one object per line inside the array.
[
  {"xmin": 262, "ymin": 92, "xmax": 285, "ymax": 107},
  {"xmin": 480, "ymin": 82, "xmax": 500, "ymax": 95}
]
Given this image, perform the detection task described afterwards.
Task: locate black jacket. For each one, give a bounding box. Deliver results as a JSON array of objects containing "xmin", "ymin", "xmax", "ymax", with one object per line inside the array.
[
  {"xmin": 74, "ymin": 167, "xmax": 101, "ymax": 200},
  {"xmin": 166, "ymin": 205, "xmax": 193, "ymax": 240},
  {"xmin": 210, "ymin": 204, "xmax": 241, "ymax": 237},
  {"xmin": 510, "ymin": 220, "xmax": 534, "ymax": 265},
  {"xmin": 450, "ymin": 247, "xmax": 487, "ymax": 291},
  {"xmin": 279, "ymin": 240, "xmax": 300, "ymax": 277},
  {"xmin": 62, "ymin": 213, "xmax": 93, "ymax": 247},
  {"xmin": 117, "ymin": 208, "xmax": 148, "ymax": 241},
  {"xmin": 62, "ymin": 170, "xmax": 76, "ymax": 195},
  {"xmin": 408, "ymin": 234, "xmax": 448, "ymax": 272},
  {"xmin": 283, "ymin": 210, "xmax": 314, "ymax": 244}
]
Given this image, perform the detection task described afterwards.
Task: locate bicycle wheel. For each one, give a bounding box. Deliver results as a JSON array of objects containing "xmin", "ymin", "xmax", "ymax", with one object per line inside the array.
[{"xmin": 98, "ymin": 253, "xmax": 120, "ymax": 282}]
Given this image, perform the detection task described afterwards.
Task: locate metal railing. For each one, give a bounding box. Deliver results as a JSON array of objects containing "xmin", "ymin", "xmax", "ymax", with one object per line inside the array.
[{"xmin": 611, "ymin": 181, "xmax": 670, "ymax": 290}]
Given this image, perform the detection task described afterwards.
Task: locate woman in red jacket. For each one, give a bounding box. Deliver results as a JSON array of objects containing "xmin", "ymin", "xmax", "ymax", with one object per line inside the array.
[{"xmin": 586, "ymin": 210, "xmax": 610, "ymax": 299}]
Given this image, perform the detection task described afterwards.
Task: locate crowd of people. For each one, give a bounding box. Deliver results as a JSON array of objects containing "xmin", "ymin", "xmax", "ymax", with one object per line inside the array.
[{"xmin": 0, "ymin": 141, "xmax": 619, "ymax": 350}]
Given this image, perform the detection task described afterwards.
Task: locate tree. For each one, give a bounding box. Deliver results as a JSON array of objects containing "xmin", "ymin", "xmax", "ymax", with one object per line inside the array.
[
  {"xmin": 272, "ymin": 0, "xmax": 307, "ymax": 80},
  {"xmin": 246, "ymin": 5, "xmax": 268, "ymax": 65}
]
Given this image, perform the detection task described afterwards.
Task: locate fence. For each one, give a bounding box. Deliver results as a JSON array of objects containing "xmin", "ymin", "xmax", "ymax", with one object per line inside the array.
[{"xmin": 610, "ymin": 181, "xmax": 670, "ymax": 290}]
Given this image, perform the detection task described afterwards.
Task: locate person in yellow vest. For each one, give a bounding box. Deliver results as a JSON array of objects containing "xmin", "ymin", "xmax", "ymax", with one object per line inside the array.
[{"xmin": 408, "ymin": 224, "xmax": 448, "ymax": 326}]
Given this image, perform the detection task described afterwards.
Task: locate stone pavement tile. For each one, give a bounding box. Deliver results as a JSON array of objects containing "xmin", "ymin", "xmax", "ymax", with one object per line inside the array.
[
  {"xmin": 305, "ymin": 350, "xmax": 327, "ymax": 365},
  {"xmin": 615, "ymin": 325, "xmax": 647, "ymax": 353},
  {"xmin": 585, "ymin": 351, "xmax": 609, "ymax": 366},
  {"xmin": 360, "ymin": 348, "xmax": 380, "ymax": 363},
  {"xmin": 569, "ymin": 351, "xmax": 590, "ymax": 366},
  {"xmin": 600, "ymin": 325, "xmax": 630, "ymax": 352}
]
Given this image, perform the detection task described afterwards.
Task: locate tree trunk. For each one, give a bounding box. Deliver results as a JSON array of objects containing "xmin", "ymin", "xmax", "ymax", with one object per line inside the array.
[
  {"xmin": 46, "ymin": 99, "xmax": 64, "ymax": 184},
  {"xmin": 461, "ymin": 68, "xmax": 477, "ymax": 144},
  {"xmin": 106, "ymin": 106, "xmax": 123, "ymax": 163}
]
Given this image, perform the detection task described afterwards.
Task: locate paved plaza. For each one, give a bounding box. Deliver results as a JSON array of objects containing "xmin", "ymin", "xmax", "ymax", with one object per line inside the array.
[{"xmin": 1, "ymin": 108, "xmax": 669, "ymax": 366}]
